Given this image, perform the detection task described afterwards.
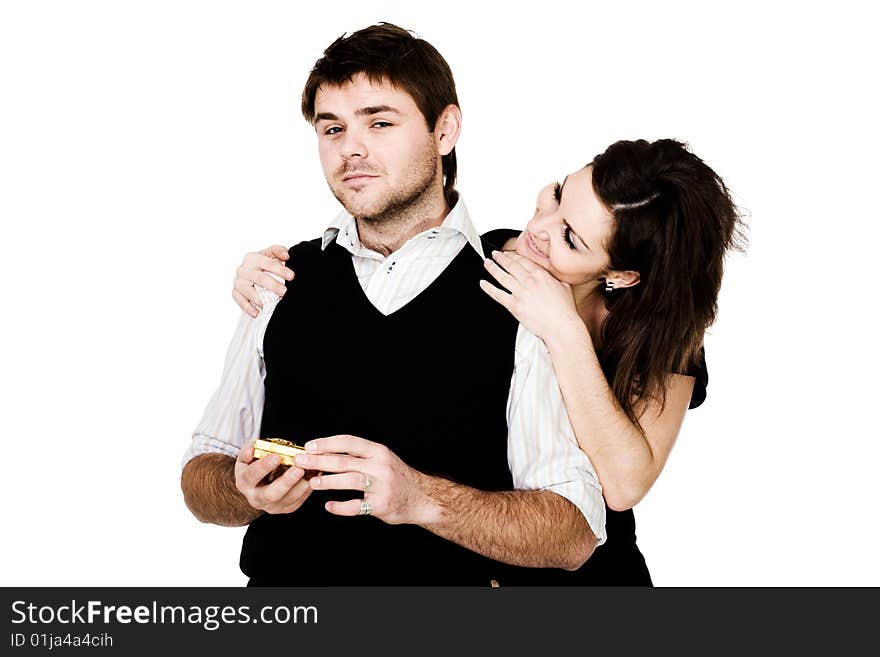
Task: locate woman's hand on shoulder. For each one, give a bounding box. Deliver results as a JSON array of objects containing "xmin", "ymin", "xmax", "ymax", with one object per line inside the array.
[
  {"xmin": 480, "ymin": 249, "xmax": 581, "ymax": 341},
  {"xmin": 232, "ymin": 244, "xmax": 294, "ymax": 317}
]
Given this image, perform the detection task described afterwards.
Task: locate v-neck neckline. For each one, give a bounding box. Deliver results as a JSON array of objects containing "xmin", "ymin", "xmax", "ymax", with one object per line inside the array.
[{"xmin": 329, "ymin": 238, "xmax": 479, "ymax": 321}]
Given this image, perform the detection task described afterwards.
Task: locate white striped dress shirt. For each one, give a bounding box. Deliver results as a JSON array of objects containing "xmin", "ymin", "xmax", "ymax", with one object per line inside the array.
[{"xmin": 184, "ymin": 196, "xmax": 607, "ymax": 545}]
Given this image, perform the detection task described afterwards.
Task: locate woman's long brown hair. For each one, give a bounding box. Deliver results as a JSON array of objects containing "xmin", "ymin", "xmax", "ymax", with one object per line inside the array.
[{"xmin": 591, "ymin": 139, "xmax": 746, "ymax": 432}]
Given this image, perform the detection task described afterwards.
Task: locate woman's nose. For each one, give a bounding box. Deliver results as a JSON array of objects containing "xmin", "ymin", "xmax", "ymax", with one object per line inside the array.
[{"xmin": 527, "ymin": 212, "xmax": 554, "ymax": 242}]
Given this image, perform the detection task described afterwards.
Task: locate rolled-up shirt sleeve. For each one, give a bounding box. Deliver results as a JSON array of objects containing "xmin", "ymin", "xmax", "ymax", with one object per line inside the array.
[
  {"xmin": 506, "ymin": 325, "xmax": 607, "ymax": 546},
  {"xmin": 181, "ymin": 286, "xmax": 280, "ymax": 469}
]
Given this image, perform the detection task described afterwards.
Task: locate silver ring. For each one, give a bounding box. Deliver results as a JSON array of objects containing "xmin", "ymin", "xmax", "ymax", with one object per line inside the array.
[
  {"xmin": 359, "ymin": 500, "xmax": 372, "ymax": 516},
  {"xmin": 364, "ymin": 475, "xmax": 373, "ymax": 490}
]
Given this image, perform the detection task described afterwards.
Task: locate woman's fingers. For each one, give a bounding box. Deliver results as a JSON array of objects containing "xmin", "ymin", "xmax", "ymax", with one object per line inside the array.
[
  {"xmin": 483, "ymin": 257, "xmax": 518, "ymax": 292},
  {"xmin": 478, "ymin": 279, "xmax": 513, "ymax": 310},
  {"xmin": 234, "ymin": 249, "xmax": 295, "ymax": 304},
  {"xmin": 492, "ymin": 249, "xmax": 536, "ymax": 277},
  {"xmin": 233, "ymin": 276, "xmax": 264, "ymax": 308},
  {"xmin": 233, "ymin": 289, "xmax": 261, "ymax": 317},
  {"xmin": 260, "ymin": 244, "xmax": 290, "ymax": 261},
  {"xmin": 253, "ymin": 271, "xmax": 288, "ymax": 298},
  {"xmin": 243, "ymin": 253, "xmax": 295, "ymax": 282}
]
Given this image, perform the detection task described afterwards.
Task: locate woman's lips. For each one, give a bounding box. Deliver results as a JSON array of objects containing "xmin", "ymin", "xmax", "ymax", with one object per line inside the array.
[{"xmin": 525, "ymin": 232, "xmax": 549, "ymax": 260}]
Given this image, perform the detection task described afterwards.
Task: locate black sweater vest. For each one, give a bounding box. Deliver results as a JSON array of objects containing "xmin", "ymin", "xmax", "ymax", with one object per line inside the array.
[{"xmin": 241, "ymin": 234, "xmax": 525, "ymax": 585}]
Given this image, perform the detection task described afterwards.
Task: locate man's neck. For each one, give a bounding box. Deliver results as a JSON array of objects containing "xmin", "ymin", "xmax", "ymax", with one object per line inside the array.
[{"xmin": 355, "ymin": 189, "xmax": 451, "ymax": 257}]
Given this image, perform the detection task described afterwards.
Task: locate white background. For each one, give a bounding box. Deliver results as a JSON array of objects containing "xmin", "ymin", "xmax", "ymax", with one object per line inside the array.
[{"xmin": 1, "ymin": 0, "xmax": 877, "ymax": 586}]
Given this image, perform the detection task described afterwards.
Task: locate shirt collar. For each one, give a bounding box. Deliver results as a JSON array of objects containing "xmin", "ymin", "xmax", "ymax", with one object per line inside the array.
[{"xmin": 320, "ymin": 193, "xmax": 485, "ymax": 259}]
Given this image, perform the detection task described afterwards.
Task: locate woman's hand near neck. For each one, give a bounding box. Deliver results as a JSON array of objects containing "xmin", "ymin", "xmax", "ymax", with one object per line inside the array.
[{"xmin": 499, "ymin": 234, "xmax": 607, "ymax": 351}]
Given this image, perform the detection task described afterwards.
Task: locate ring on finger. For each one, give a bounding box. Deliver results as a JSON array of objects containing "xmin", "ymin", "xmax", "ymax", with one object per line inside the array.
[{"xmin": 363, "ymin": 474, "xmax": 373, "ymax": 490}]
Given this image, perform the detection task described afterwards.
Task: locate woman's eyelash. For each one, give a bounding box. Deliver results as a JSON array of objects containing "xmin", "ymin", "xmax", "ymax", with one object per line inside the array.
[{"xmin": 553, "ymin": 184, "xmax": 575, "ymax": 248}]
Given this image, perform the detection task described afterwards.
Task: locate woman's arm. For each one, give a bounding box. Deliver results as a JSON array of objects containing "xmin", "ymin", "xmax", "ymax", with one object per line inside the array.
[
  {"xmin": 542, "ymin": 319, "xmax": 694, "ymax": 511},
  {"xmin": 232, "ymin": 244, "xmax": 294, "ymax": 317},
  {"xmin": 481, "ymin": 249, "xmax": 694, "ymax": 511}
]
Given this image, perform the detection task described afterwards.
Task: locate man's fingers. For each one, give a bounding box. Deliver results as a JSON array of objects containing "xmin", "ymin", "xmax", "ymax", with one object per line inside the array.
[
  {"xmin": 310, "ymin": 471, "xmax": 372, "ymax": 492},
  {"xmin": 478, "ymin": 279, "xmax": 513, "ymax": 310},
  {"xmin": 274, "ymin": 479, "xmax": 313, "ymax": 513},
  {"xmin": 304, "ymin": 434, "xmax": 379, "ymax": 458},
  {"xmin": 255, "ymin": 476, "xmax": 312, "ymax": 514},
  {"xmin": 294, "ymin": 452, "xmax": 363, "ymax": 474},
  {"xmin": 240, "ymin": 453, "xmax": 281, "ymax": 488},
  {"xmin": 259, "ymin": 466, "xmax": 307, "ymax": 504},
  {"xmin": 232, "ymin": 289, "xmax": 260, "ymax": 318},
  {"xmin": 324, "ymin": 498, "xmax": 367, "ymax": 517},
  {"xmin": 237, "ymin": 441, "xmax": 256, "ymax": 464}
]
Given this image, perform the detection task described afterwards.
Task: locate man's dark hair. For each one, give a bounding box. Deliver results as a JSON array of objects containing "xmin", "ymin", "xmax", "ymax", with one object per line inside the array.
[{"xmin": 302, "ymin": 22, "xmax": 460, "ymax": 205}]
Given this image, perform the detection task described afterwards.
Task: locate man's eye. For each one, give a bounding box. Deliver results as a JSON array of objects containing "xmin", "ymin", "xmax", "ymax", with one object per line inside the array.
[
  {"xmin": 325, "ymin": 126, "xmax": 343, "ymax": 135},
  {"xmin": 372, "ymin": 121, "xmax": 392, "ymax": 129}
]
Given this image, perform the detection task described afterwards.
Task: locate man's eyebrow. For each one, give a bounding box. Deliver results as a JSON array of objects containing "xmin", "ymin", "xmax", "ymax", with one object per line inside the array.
[
  {"xmin": 558, "ymin": 176, "xmax": 591, "ymax": 250},
  {"xmin": 313, "ymin": 106, "xmax": 401, "ymax": 125},
  {"xmin": 356, "ymin": 105, "xmax": 401, "ymax": 117}
]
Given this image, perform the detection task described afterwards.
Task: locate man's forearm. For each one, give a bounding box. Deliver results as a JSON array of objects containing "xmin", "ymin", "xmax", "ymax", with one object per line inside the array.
[
  {"xmin": 417, "ymin": 476, "xmax": 597, "ymax": 571},
  {"xmin": 181, "ymin": 453, "xmax": 263, "ymax": 527}
]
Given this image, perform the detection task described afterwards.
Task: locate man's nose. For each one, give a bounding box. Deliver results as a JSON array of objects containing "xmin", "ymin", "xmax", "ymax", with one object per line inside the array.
[{"xmin": 340, "ymin": 128, "xmax": 367, "ymax": 159}]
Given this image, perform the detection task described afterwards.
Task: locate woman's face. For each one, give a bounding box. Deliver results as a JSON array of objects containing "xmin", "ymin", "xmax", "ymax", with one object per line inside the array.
[{"xmin": 515, "ymin": 165, "xmax": 615, "ymax": 286}]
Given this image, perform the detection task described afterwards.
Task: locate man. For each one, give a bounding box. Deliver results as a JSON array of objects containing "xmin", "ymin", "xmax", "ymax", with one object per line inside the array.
[{"xmin": 181, "ymin": 23, "xmax": 605, "ymax": 586}]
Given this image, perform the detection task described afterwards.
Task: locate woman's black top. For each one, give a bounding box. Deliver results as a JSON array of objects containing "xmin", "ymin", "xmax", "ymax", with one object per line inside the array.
[{"xmin": 483, "ymin": 228, "xmax": 709, "ymax": 586}]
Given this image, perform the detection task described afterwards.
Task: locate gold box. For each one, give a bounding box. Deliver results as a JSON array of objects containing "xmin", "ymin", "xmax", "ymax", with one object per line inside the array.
[{"xmin": 253, "ymin": 438, "xmax": 307, "ymax": 466}]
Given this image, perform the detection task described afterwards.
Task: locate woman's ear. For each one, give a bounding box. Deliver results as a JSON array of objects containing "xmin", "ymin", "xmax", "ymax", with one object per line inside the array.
[
  {"xmin": 606, "ymin": 269, "xmax": 640, "ymax": 289},
  {"xmin": 434, "ymin": 104, "xmax": 462, "ymax": 156}
]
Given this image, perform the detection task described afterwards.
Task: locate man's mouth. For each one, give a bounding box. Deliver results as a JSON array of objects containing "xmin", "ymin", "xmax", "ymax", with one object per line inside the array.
[{"xmin": 342, "ymin": 173, "xmax": 379, "ymax": 183}]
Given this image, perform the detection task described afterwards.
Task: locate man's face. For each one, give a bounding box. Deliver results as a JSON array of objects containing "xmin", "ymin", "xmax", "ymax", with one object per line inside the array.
[{"xmin": 313, "ymin": 73, "xmax": 441, "ymax": 221}]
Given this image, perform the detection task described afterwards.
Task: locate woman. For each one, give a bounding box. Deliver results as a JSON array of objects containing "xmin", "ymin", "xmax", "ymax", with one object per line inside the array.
[{"xmin": 229, "ymin": 138, "xmax": 745, "ymax": 584}]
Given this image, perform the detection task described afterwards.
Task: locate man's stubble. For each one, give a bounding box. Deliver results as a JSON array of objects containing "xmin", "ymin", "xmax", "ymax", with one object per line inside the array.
[{"xmin": 330, "ymin": 135, "xmax": 442, "ymax": 233}]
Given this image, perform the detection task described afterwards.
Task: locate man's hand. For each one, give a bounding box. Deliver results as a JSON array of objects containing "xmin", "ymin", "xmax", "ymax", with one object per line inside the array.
[
  {"xmin": 294, "ymin": 435, "xmax": 437, "ymax": 526},
  {"xmin": 234, "ymin": 440, "xmax": 313, "ymax": 514}
]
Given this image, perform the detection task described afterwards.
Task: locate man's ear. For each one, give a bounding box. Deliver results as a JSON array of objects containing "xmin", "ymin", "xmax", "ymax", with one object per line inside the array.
[
  {"xmin": 434, "ymin": 104, "xmax": 462, "ymax": 156},
  {"xmin": 607, "ymin": 269, "xmax": 641, "ymax": 289}
]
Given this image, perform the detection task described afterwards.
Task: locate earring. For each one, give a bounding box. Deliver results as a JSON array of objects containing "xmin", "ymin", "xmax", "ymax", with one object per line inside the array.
[{"xmin": 605, "ymin": 280, "xmax": 615, "ymax": 292}]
